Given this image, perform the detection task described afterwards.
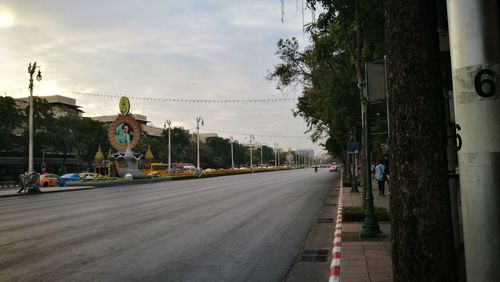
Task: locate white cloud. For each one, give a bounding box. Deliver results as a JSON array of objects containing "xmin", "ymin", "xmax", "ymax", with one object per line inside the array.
[{"xmin": 0, "ymin": 0, "xmax": 324, "ymax": 153}]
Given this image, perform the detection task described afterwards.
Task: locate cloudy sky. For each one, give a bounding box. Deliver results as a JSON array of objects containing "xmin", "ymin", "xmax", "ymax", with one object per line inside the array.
[{"xmin": 0, "ymin": 0, "xmax": 325, "ymax": 153}]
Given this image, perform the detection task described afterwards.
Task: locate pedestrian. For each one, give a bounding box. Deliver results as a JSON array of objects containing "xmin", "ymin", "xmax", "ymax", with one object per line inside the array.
[
  {"xmin": 314, "ymin": 166, "xmax": 318, "ymax": 173},
  {"xmin": 374, "ymin": 159, "xmax": 386, "ymax": 196}
]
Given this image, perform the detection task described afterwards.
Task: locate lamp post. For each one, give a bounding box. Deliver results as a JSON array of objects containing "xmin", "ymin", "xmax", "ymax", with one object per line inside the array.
[
  {"xmin": 249, "ymin": 135, "xmax": 255, "ymax": 172},
  {"xmin": 165, "ymin": 120, "xmax": 172, "ymax": 173},
  {"xmin": 195, "ymin": 117, "xmax": 204, "ymax": 173},
  {"xmin": 230, "ymin": 136, "xmax": 234, "ymax": 169},
  {"xmin": 274, "ymin": 143, "xmax": 278, "ymax": 167},
  {"xmin": 359, "ymin": 81, "xmax": 381, "ymax": 238},
  {"xmin": 277, "ymin": 146, "xmax": 280, "ymax": 167},
  {"xmin": 259, "ymin": 143, "xmax": 263, "ymax": 167},
  {"xmin": 27, "ymin": 62, "xmax": 42, "ymax": 174}
]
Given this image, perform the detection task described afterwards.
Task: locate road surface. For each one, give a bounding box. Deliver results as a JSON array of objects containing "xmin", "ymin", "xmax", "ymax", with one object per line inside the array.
[{"xmin": 0, "ymin": 168, "xmax": 338, "ymax": 281}]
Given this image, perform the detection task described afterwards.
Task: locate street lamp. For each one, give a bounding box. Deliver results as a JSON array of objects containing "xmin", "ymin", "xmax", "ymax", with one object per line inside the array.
[
  {"xmin": 260, "ymin": 143, "xmax": 263, "ymax": 167},
  {"xmin": 230, "ymin": 136, "xmax": 234, "ymax": 169},
  {"xmin": 274, "ymin": 143, "xmax": 280, "ymax": 169},
  {"xmin": 164, "ymin": 120, "xmax": 172, "ymax": 173},
  {"xmin": 195, "ymin": 116, "xmax": 204, "ymax": 173},
  {"xmin": 249, "ymin": 135, "xmax": 255, "ymax": 173},
  {"xmin": 27, "ymin": 62, "xmax": 42, "ymax": 174}
]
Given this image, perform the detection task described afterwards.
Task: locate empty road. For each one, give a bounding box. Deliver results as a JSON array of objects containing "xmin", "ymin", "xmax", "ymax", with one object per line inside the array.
[{"xmin": 0, "ymin": 168, "xmax": 338, "ymax": 281}]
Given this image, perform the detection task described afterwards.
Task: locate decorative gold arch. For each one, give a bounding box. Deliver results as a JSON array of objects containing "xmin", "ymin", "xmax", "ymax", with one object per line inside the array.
[{"xmin": 108, "ymin": 114, "xmax": 142, "ymax": 152}]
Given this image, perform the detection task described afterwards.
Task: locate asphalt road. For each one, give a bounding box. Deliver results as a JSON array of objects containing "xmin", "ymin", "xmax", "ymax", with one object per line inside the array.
[{"xmin": 0, "ymin": 168, "xmax": 338, "ymax": 282}]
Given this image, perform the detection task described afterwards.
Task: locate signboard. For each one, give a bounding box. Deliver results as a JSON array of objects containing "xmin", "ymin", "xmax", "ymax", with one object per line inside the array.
[
  {"xmin": 366, "ymin": 61, "xmax": 387, "ymax": 102},
  {"xmin": 347, "ymin": 143, "xmax": 358, "ymax": 154}
]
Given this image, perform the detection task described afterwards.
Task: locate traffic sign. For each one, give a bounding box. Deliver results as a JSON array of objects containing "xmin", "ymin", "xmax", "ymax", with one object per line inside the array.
[{"xmin": 347, "ymin": 143, "xmax": 358, "ymax": 154}]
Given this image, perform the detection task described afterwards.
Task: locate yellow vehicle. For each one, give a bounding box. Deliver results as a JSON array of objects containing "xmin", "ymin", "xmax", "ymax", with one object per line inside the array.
[
  {"xmin": 39, "ymin": 173, "xmax": 59, "ymax": 187},
  {"xmin": 144, "ymin": 163, "xmax": 169, "ymax": 176}
]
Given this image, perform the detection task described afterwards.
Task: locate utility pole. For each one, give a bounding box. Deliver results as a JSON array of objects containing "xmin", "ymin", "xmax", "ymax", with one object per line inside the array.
[
  {"xmin": 230, "ymin": 136, "xmax": 234, "ymax": 169},
  {"xmin": 27, "ymin": 62, "xmax": 42, "ymax": 174},
  {"xmin": 165, "ymin": 120, "xmax": 172, "ymax": 173},
  {"xmin": 447, "ymin": 1, "xmax": 500, "ymax": 280},
  {"xmin": 249, "ymin": 135, "xmax": 254, "ymax": 172},
  {"xmin": 260, "ymin": 144, "xmax": 263, "ymax": 167},
  {"xmin": 274, "ymin": 143, "xmax": 278, "ymax": 168},
  {"xmin": 195, "ymin": 117, "xmax": 203, "ymax": 173},
  {"xmin": 277, "ymin": 146, "xmax": 280, "ymax": 167}
]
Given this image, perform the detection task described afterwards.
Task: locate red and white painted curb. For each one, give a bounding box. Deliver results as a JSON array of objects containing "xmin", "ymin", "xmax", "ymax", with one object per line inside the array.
[{"xmin": 329, "ymin": 185, "xmax": 344, "ymax": 282}]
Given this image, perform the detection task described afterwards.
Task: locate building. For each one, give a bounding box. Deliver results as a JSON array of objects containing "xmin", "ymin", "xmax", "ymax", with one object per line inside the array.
[
  {"xmin": 295, "ymin": 149, "xmax": 314, "ymax": 158},
  {"xmin": 15, "ymin": 95, "xmax": 84, "ymax": 117}
]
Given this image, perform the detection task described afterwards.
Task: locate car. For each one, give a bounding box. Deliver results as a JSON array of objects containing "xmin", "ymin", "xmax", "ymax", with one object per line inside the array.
[
  {"xmin": 39, "ymin": 173, "xmax": 59, "ymax": 187},
  {"xmin": 79, "ymin": 172, "xmax": 97, "ymax": 180},
  {"xmin": 329, "ymin": 165, "xmax": 338, "ymax": 172},
  {"xmin": 56, "ymin": 173, "xmax": 81, "ymax": 186}
]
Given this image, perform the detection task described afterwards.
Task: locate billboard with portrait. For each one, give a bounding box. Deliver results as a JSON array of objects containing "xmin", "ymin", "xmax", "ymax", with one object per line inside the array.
[{"xmin": 108, "ymin": 114, "xmax": 141, "ymax": 151}]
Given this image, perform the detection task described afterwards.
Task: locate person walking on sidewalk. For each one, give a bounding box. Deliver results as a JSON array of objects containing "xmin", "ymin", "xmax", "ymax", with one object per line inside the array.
[{"xmin": 375, "ymin": 160, "xmax": 386, "ymax": 196}]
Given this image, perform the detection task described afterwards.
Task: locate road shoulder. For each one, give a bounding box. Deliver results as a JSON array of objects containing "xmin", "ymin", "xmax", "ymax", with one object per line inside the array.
[{"xmin": 286, "ymin": 175, "xmax": 340, "ymax": 281}]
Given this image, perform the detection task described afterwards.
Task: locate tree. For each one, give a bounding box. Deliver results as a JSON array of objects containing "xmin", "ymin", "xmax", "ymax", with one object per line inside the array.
[
  {"xmin": 385, "ymin": 0, "xmax": 457, "ymax": 280},
  {"xmin": 0, "ymin": 96, "xmax": 23, "ymax": 150},
  {"xmin": 169, "ymin": 127, "xmax": 193, "ymax": 163},
  {"xmin": 73, "ymin": 117, "xmax": 110, "ymax": 167},
  {"xmin": 205, "ymin": 137, "xmax": 231, "ymax": 168},
  {"xmin": 269, "ymin": 0, "xmax": 384, "ymax": 176},
  {"xmin": 138, "ymin": 135, "xmax": 164, "ymax": 163}
]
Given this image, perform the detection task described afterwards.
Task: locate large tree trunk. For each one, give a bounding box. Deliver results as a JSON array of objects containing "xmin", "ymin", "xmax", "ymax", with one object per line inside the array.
[{"xmin": 385, "ymin": 1, "xmax": 458, "ymax": 281}]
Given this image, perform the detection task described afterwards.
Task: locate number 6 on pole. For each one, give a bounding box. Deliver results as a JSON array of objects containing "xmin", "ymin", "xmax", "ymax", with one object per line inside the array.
[{"xmin": 474, "ymin": 69, "xmax": 496, "ymax": 97}]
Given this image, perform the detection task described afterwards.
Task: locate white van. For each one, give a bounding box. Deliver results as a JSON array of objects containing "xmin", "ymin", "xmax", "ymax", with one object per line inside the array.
[{"xmin": 183, "ymin": 165, "xmax": 197, "ymax": 172}]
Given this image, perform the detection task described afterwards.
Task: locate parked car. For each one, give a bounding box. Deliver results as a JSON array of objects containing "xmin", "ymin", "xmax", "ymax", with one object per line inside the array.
[
  {"xmin": 79, "ymin": 172, "xmax": 97, "ymax": 180},
  {"xmin": 39, "ymin": 173, "xmax": 59, "ymax": 187},
  {"xmin": 183, "ymin": 165, "xmax": 197, "ymax": 172},
  {"xmin": 329, "ymin": 165, "xmax": 338, "ymax": 172},
  {"xmin": 56, "ymin": 173, "xmax": 81, "ymax": 186}
]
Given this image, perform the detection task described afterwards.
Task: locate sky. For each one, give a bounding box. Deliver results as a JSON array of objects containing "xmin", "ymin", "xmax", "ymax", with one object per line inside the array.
[{"xmin": 0, "ymin": 0, "xmax": 326, "ymax": 154}]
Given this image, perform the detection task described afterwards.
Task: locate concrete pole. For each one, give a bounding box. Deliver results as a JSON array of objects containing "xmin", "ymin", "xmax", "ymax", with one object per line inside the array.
[
  {"xmin": 260, "ymin": 144, "xmax": 263, "ymax": 167},
  {"xmin": 230, "ymin": 136, "xmax": 234, "ymax": 169},
  {"xmin": 166, "ymin": 120, "xmax": 171, "ymax": 173},
  {"xmin": 196, "ymin": 117, "xmax": 203, "ymax": 172},
  {"xmin": 447, "ymin": 1, "xmax": 500, "ymax": 280},
  {"xmin": 249, "ymin": 135, "xmax": 254, "ymax": 173},
  {"xmin": 274, "ymin": 143, "xmax": 277, "ymax": 167}
]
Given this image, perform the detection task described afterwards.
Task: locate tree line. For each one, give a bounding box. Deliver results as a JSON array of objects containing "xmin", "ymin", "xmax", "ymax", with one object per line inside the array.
[{"xmin": 0, "ymin": 96, "xmax": 292, "ymax": 170}]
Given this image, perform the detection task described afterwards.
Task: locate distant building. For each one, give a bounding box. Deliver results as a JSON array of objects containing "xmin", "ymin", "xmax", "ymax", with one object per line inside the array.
[
  {"xmin": 192, "ymin": 133, "xmax": 219, "ymax": 143},
  {"xmin": 15, "ymin": 95, "xmax": 84, "ymax": 117},
  {"xmin": 295, "ymin": 149, "xmax": 314, "ymax": 158}
]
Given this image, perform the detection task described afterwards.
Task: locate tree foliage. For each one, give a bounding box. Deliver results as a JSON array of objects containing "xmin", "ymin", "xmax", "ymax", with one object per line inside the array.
[
  {"xmin": 269, "ymin": 0, "xmax": 384, "ymax": 164},
  {"xmin": 0, "ymin": 96, "xmax": 23, "ymax": 150}
]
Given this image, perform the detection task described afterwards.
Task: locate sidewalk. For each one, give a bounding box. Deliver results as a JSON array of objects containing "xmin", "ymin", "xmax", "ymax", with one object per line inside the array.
[
  {"xmin": 0, "ymin": 185, "xmax": 95, "ymax": 198},
  {"xmin": 341, "ymin": 183, "xmax": 392, "ymax": 282}
]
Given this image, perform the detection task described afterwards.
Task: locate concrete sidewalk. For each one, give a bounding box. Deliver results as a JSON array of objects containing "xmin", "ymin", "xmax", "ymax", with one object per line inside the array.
[
  {"xmin": 341, "ymin": 183, "xmax": 392, "ymax": 282},
  {"xmin": 0, "ymin": 185, "xmax": 95, "ymax": 198}
]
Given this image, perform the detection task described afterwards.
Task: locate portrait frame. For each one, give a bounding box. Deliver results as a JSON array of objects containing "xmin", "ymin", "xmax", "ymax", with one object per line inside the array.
[{"xmin": 108, "ymin": 114, "xmax": 142, "ymax": 152}]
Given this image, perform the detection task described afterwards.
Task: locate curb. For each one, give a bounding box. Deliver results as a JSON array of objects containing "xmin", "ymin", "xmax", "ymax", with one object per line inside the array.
[
  {"xmin": 0, "ymin": 184, "xmax": 19, "ymax": 188},
  {"xmin": 329, "ymin": 174, "xmax": 344, "ymax": 282}
]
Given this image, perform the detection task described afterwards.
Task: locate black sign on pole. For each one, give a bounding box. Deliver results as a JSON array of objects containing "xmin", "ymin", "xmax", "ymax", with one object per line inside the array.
[
  {"xmin": 347, "ymin": 143, "xmax": 358, "ymax": 154},
  {"xmin": 366, "ymin": 61, "xmax": 387, "ymax": 102}
]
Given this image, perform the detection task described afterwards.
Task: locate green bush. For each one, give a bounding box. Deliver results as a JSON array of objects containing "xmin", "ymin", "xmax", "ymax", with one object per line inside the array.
[{"xmin": 342, "ymin": 206, "xmax": 390, "ymax": 222}]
